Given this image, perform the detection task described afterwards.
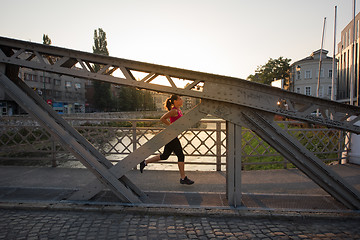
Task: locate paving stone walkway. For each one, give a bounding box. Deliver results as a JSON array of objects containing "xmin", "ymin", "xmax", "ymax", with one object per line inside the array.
[{"xmin": 1, "ymin": 208, "xmax": 360, "ymax": 240}]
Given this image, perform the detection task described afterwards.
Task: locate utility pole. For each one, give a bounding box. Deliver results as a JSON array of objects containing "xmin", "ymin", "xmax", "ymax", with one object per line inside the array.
[
  {"xmin": 331, "ymin": 6, "xmax": 337, "ymax": 101},
  {"xmin": 317, "ymin": 17, "xmax": 326, "ymax": 100}
]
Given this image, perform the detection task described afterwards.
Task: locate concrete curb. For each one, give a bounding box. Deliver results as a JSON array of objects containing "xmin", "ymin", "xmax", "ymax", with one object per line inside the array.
[{"xmin": 1, "ymin": 200, "xmax": 360, "ymax": 220}]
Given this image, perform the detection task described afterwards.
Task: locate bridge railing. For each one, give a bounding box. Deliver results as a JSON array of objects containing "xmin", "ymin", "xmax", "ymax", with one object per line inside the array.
[{"xmin": 0, "ymin": 116, "xmax": 348, "ymax": 171}]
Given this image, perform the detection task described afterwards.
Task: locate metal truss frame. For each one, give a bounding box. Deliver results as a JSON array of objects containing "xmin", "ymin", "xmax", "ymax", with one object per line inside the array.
[
  {"xmin": 0, "ymin": 68, "xmax": 144, "ymax": 203},
  {"xmin": 68, "ymin": 105, "xmax": 207, "ymax": 201},
  {"xmin": 1, "ymin": 36, "xmax": 360, "ymax": 208},
  {"xmin": 0, "ymin": 37, "xmax": 359, "ymax": 133},
  {"xmin": 200, "ymin": 100, "xmax": 360, "ymax": 209}
]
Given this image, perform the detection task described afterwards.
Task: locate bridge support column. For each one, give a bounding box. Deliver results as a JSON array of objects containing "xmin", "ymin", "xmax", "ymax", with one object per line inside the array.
[{"xmin": 226, "ymin": 122, "xmax": 242, "ymax": 207}]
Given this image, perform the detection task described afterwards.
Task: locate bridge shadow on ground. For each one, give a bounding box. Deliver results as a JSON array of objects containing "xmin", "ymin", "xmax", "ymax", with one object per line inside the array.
[{"xmin": 0, "ymin": 164, "xmax": 359, "ymax": 211}]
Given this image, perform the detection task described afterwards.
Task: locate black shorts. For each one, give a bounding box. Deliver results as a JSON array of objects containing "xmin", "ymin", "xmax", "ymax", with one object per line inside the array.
[{"xmin": 160, "ymin": 137, "xmax": 185, "ymax": 162}]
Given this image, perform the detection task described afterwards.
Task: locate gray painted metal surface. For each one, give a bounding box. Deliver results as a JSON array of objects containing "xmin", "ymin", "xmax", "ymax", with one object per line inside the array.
[
  {"xmin": 0, "ymin": 71, "xmax": 143, "ymax": 203},
  {"xmin": 0, "ymin": 37, "xmax": 359, "ymax": 133},
  {"xmin": 1, "ymin": 36, "xmax": 360, "ymax": 208},
  {"xmin": 200, "ymin": 100, "xmax": 360, "ymax": 209},
  {"xmin": 226, "ymin": 122, "xmax": 242, "ymax": 207},
  {"xmin": 69, "ymin": 105, "xmax": 207, "ymax": 200}
]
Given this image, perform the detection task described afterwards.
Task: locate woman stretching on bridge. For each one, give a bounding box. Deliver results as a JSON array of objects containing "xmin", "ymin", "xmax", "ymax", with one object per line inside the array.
[{"xmin": 139, "ymin": 94, "xmax": 194, "ymax": 185}]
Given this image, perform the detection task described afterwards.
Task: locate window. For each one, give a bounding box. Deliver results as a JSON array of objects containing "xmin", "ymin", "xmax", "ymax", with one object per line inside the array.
[
  {"xmin": 65, "ymin": 81, "xmax": 72, "ymax": 88},
  {"xmin": 24, "ymin": 73, "xmax": 37, "ymax": 81},
  {"xmin": 54, "ymin": 79, "xmax": 61, "ymax": 86},
  {"xmin": 349, "ymin": 29, "xmax": 351, "ymax": 46},
  {"xmin": 54, "ymin": 91, "xmax": 62, "ymax": 97},
  {"xmin": 44, "ymin": 89, "xmax": 52, "ymax": 96},
  {"xmin": 1, "ymin": 107, "xmax": 7, "ymax": 116},
  {"xmin": 328, "ymin": 86, "xmax": 332, "ymax": 96},
  {"xmin": 40, "ymin": 76, "xmax": 51, "ymax": 83},
  {"xmin": 318, "ymin": 69, "xmax": 324, "ymax": 78},
  {"xmin": 318, "ymin": 86, "xmax": 323, "ymax": 97},
  {"xmin": 24, "ymin": 73, "xmax": 30, "ymax": 81},
  {"xmin": 296, "ymin": 87, "xmax": 301, "ymax": 93},
  {"xmin": 75, "ymin": 83, "xmax": 81, "ymax": 89},
  {"xmin": 296, "ymin": 71, "xmax": 301, "ymax": 80},
  {"xmin": 345, "ymin": 32, "xmax": 347, "ymax": 47},
  {"xmin": 65, "ymin": 92, "xmax": 73, "ymax": 98},
  {"xmin": 328, "ymin": 69, "xmax": 332, "ymax": 78},
  {"xmin": 305, "ymin": 70, "xmax": 312, "ymax": 79},
  {"xmin": 305, "ymin": 86, "xmax": 311, "ymax": 96},
  {"xmin": 85, "ymin": 80, "xmax": 93, "ymax": 88}
]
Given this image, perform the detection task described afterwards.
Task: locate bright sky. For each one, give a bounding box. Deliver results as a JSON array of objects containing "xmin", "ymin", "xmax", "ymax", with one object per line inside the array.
[{"xmin": 1, "ymin": 0, "xmax": 359, "ymax": 79}]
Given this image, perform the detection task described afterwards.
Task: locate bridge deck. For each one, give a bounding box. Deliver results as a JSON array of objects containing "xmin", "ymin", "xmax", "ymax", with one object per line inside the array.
[
  {"xmin": 1, "ymin": 36, "xmax": 360, "ymax": 208},
  {"xmin": 0, "ymin": 164, "xmax": 359, "ymax": 211}
]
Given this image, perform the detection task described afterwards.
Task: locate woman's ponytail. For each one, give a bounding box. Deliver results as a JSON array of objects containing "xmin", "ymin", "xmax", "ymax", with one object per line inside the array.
[{"xmin": 164, "ymin": 94, "xmax": 179, "ymax": 111}]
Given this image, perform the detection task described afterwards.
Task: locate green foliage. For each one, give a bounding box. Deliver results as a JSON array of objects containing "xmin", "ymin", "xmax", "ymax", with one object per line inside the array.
[
  {"xmin": 93, "ymin": 28, "xmax": 109, "ymax": 56},
  {"xmin": 247, "ymin": 57, "xmax": 291, "ymax": 85},
  {"xmin": 0, "ymin": 128, "xmax": 50, "ymax": 146},
  {"xmin": 241, "ymin": 129, "xmax": 287, "ymax": 170},
  {"xmin": 92, "ymin": 28, "xmax": 113, "ymax": 111},
  {"xmin": 91, "ymin": 28, "xmax": 156, "ymax": 112},
  {"xmin": 93, "ymin": 81, "xmax": 113, "ymax": 111},
  {"xmin": 241, "ymin": 124, "xmax": 341, "ymax": 170},
  {"xmin": 42, "ymin": 34, "xmax": 51, "ymax": 45},
  {"xmin": 114, "ymin": 87, "xmax": 156, "ymax": 111}
]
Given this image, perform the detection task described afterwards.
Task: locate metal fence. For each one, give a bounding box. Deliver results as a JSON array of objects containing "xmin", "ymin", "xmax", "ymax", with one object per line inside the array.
[{"xmin": 0, "ymin": 116, "xmax": 349, "ymax": 171}]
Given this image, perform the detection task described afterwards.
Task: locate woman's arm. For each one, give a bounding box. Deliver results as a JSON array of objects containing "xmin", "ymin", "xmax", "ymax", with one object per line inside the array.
[{"xmin": 160, "ymin": 109, "xmax": 178, "ymax": 126}]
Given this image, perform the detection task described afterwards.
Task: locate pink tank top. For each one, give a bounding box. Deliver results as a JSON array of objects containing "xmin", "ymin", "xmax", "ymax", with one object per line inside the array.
[{"xmin": 169, "ymin": 107, "xmax": 183, "ymax": 123}]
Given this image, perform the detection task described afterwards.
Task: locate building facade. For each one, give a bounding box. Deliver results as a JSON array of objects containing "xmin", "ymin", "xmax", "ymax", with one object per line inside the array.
[
  {"xmin": 290, "ymin": 49, "xmax": 336, "ymax": 100},
  {"xmin": 336, "ymin": 11, "xmax": 360, "ymax": 105},
  {"xmin": 0, "ymin": 87, "xmax": 22, "ymax": 116},
  {"xmin": 19, "ymin": 68, "xmax": 86, "ymax": 114}
]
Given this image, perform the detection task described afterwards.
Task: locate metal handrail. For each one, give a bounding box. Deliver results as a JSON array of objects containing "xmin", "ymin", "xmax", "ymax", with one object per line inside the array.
[{"xmin": 0, "ymin": 117, "xmax": 346, "ymax": 170}]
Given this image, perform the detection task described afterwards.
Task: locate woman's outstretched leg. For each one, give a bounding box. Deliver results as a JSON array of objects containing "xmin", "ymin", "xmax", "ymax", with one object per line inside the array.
[{"xmin": 139, "ymin": 154, "xmax": 161, "ymax": 173}]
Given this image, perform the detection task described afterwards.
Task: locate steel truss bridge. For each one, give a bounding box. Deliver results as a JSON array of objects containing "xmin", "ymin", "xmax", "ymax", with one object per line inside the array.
[{"xmin": 1, "ymin": 36, "xmax": 360, "ymax": 209}]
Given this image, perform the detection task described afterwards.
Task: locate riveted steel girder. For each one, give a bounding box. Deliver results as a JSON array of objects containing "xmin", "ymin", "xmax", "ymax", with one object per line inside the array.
[
  {"xmin": 69, "ymin": 104, "xmax": 207, "ymax": 201},
  {"xmin": 1, "ymin": 36, "xmax": 360, "ymax": 209},
  {"xmin": 0, "ymin": 36, "xmax": 359, "ymax": 133},
  {"xmin": 0, "ymin": 67, "xmax": 144, "ymax": 204},
  {"xmin": 200, "ymin": 99, "xmax": 360, "ymax": 210}
]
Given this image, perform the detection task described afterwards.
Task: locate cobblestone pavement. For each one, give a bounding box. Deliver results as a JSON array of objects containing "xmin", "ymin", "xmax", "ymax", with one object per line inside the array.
[{"xmin": 0, "ymin": 209, "xmax": 360, "ymax": 240}]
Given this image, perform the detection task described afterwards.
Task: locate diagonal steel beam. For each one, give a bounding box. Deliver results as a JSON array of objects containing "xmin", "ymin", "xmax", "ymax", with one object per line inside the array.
[
  {"xmin": 200, "ymin": 100, "xmax": 360, "ymax": 209},
  {"xmin": 0, "ymin": 36, "xmax": 359, "ymax": 133},
  {"xmin": 18, "ymin": 73, "xmax": 147, "ymax": 200},
  {"xmin": 1, "ymin": 36, "xmax": 360, "ymax": 208},
  {"xmin": 4, "ymin": 64, "xmax": 147, "ymax": 201},
  {"xmin": 0, "ymin": 66, "xmax": 143, "ymax": 203},
  {"xmin": 68, "ymin": 104, "xmax": 207, "ymax": 200}
]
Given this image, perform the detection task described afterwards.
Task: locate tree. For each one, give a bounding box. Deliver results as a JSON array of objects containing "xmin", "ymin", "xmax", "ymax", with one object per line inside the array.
[
  {"xmin": 91, "ymin": 28, "xmax": 156, "ymax": 112},
  {"xmin": 93, "ymin": 28, "xmax": 109, "ymax": 56},
  {"xmin": 247, "ymin": 57, "xmax": 291, "ymax": 85},
  {"xmin": 114, "ymin": 87, "xmax": 156, "ymax": 111},
  {"xmin": 92, "ymin": 28, "xmax": 112, "ymax": 111},
  {"xmin": 42, "ymin": 34, "xmax": 51, "ymax": 45}
]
